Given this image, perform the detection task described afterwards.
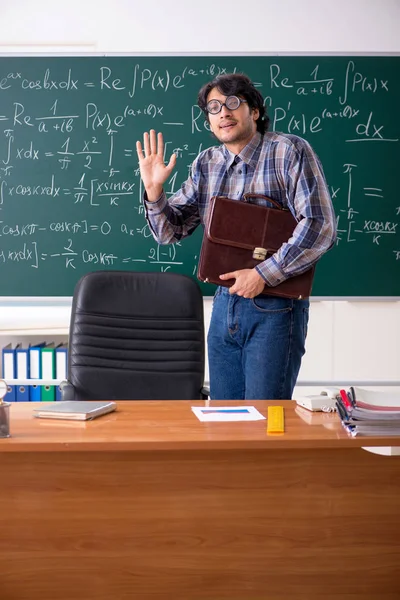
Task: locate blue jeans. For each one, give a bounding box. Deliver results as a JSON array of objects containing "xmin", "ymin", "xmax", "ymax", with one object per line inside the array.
[{"xmin": 207, "ymin": 287, "xmax": 309, "ymax": 400}]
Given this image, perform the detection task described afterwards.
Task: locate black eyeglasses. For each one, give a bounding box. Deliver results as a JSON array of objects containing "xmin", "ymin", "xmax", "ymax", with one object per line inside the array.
[{"xmin": 206, "ymin": 95, "xmax": 248, "ymax": 115}]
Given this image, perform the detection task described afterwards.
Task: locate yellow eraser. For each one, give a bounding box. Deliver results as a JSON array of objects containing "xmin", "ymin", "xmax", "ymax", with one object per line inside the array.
[{"xmin": 267, "ymin": 406, "xmax": 285, "ymax": 433}]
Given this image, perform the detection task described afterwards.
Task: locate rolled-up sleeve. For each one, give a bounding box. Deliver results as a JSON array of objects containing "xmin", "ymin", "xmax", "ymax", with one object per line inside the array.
[
  {"xmin": 144, "ymin": 156, "xmax": 202, "ymax": 244},
  {"xmin": 256, "ymin": 139, "xmax": 337, "ymax": 287}
]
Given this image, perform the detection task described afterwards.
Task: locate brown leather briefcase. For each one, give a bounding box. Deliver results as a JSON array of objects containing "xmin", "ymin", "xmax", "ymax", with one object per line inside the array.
[{"xmin": 197, "ymin": 194, "xmax": 315, "ymax": 299}]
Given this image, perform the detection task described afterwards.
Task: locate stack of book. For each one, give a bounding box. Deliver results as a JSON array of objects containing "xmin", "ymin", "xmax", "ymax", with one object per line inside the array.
[{"xmin": 336, "ymin": 386, "xmax": 400, "ymax": 437}]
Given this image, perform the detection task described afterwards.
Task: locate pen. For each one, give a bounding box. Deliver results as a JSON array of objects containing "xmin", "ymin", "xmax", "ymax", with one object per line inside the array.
[
  {"xmin": 200, "ymin": 408, "xmax": 250, "ymax": 414},
  {"xmin": 336, "ymin": 399, "xmax": 347, "ymax": 422},
  {"xmin": 339, "ymin": 389, "xmax": 353, "ymax": 411},
  {"xmin": 348, "ymin": 386, "xmax": 356, "ymax": 407}
]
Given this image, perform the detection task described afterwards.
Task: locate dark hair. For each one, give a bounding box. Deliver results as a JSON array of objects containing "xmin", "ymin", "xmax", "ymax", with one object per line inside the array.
[{"xmin": 197, "ymin": 73, "xmax": 269, "ymax": 134}]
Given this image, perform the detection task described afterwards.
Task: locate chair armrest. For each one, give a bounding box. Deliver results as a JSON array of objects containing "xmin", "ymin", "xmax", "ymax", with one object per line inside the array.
[
  {"xmin": 60, "ymin": 381, "xmax": 76, "ymax": 401},
  {"xmin": 201, "ymin": 386, "xmax": 210, "ymax": 399}
]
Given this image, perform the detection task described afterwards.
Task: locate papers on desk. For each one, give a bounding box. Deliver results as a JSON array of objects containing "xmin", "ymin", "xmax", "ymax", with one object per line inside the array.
[
  {"xmin": 336, "ymin": 387, "xmax": 400, "ymax": 437},
  {"xmin": 192, "ymin": 406, "xmax": 266, "ymax": 422}
]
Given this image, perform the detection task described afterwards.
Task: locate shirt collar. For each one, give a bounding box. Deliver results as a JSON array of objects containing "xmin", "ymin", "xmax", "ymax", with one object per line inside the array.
[{"xmin": 223, "ymin": 131, "xmax": 263, "ymax": 169}]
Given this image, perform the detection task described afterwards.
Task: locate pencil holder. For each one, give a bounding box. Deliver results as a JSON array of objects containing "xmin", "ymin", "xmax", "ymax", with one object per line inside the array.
[{"xmin": 0, "ymin": 402, "xmax": 11, "ymax": 438}]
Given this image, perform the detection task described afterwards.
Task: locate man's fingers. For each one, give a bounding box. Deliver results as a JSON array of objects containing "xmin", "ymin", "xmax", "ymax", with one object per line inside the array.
[
  {"xmin": 220, "ymin": 272, "xmax": 237, "ymax": 294},
  {"xmin": 150, "ymin": 129, "xmax": 157, "ymax": 154},
  {"xmin": 165, "ymin": 153, "xmax": 177, "ymax": 173},
  {"xmin": 140, "ymin": 131, "xmax": 165, "ymax": 161},
  {"xmin": 143, "ymin": 132, "xmax": 151, "ymax": 157},
  {"xmin": 136, "ymin": 141, "xmax": 144, "ymax": 161},
  {"xmin": 220, "ymin": 272, "xmax": 237, "ymax": 280},
  {"xmin": 157, "ymin": 132, "xmax": 164, "ymax": 157}
]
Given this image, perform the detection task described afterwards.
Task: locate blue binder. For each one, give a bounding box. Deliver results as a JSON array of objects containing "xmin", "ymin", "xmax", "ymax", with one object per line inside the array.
[
  {"xmin": 55, "ymin": 343, "xmax": 68, "ymax": 401},
  {"xmin": 29, "ymin": 384, "xmax": 41, "ymax": 402},
  {"xmin": 2, "ymin": 344, "xmax": 16, "ymax": 402},
  {"xmin": 28, "ymin": 342, "xmax": 45, "ymax": 402},
  {"xmin": 15, "ymin": 345, "xmax": 30, "ymax": 402}
]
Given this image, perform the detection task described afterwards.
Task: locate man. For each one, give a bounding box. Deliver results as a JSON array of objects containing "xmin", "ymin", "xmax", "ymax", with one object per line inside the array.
[{"xmin": 136, "ymin": 73, "xmax": 336, "ymax": 400}]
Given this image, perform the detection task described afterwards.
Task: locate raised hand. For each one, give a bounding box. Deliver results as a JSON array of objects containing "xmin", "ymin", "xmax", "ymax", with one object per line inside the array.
[{"xmin": 136, "ymin": 130, "xmax": 176, "ymax": 201}]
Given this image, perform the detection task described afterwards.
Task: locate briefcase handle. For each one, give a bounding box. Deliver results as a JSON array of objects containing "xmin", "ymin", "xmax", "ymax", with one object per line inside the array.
[{"xmin": 242, "ymin": 193, "xmax": 285, "ymax": 211}]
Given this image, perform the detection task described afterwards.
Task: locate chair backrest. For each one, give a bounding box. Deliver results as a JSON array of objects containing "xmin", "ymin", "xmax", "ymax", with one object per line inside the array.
[{"xmin": 67, "ymin": 271, "xmax": 205, "ymax": 400}]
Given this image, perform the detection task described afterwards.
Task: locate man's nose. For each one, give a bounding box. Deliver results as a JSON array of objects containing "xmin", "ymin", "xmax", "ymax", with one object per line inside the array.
[{"xmin": 220, "ymin": 104, "xmax": 232, "ymax": 116}]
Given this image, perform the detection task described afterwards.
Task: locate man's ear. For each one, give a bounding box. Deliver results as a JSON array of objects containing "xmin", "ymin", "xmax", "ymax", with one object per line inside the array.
[{"xmin": 252, "ymin": 108, "xmax": 260, "ymax": 122}]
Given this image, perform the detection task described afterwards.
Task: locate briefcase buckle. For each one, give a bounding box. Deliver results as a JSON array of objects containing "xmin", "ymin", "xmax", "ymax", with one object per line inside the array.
[{"xmin": 253, "ymin": 247, "xmax": 267, "ymax": 261}]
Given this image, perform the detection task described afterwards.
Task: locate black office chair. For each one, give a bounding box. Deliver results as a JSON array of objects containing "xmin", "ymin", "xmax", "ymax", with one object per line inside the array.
[{"xmin": 61, "ymin": 271, "xmax": 207, "ymax": 400}]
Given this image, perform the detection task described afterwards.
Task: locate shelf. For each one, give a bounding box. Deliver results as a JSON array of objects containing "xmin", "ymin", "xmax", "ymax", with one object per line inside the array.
[
  {"xmin": 4, "ymin": 379, "xmax": 64, "ymax": 386},
  {"xmin": 0, "ymin": 329, "xmax": 69, "ymax": 337}
]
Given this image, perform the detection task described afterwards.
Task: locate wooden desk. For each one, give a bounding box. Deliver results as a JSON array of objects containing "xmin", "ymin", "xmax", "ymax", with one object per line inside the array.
[{"xmin": 1, "ymin": 401, "xmax": 399, "ymax": 600}]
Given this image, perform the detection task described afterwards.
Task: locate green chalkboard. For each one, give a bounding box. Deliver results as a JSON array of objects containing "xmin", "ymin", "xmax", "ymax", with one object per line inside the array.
[{"xmin": 0, "ymin": 55, "xmax": 399, "ymax": 296}]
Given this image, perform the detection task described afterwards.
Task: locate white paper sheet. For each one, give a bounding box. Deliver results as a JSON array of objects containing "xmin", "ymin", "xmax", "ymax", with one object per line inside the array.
[{"xmin": 191, "ymin": 406, "xmax": 266, "ymax": 422}]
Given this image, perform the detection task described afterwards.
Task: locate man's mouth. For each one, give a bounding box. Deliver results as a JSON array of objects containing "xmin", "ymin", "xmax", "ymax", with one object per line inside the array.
[{"xmin": 220, "ymin": 122, "xmax": 236, "ymax": 130}]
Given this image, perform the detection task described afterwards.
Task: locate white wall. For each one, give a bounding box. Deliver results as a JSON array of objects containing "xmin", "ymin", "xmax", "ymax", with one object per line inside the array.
[
  {"xmin": 1, "ymin": 0, "xmax": 399, "ymax": 53},
  {"xmin": 0, "ymin": 0, "xmax": 399, "ymax": 392}
]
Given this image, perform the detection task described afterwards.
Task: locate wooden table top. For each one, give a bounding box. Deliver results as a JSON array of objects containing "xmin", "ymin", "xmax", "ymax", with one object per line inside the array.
[{"xmin": 1, "ymin": 400, "xmax": 399, "ymax": 452}]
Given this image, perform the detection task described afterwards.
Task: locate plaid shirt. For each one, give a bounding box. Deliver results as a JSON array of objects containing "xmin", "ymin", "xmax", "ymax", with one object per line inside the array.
[{"xmin": 144, "ymin": 131, "xmax": 336, "ymax": 287}]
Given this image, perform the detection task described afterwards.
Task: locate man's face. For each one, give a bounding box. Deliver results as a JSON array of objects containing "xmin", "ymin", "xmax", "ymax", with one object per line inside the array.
[{"xmin": 206, "ymin": 87, "xmax": 259, "ymax": 153}]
